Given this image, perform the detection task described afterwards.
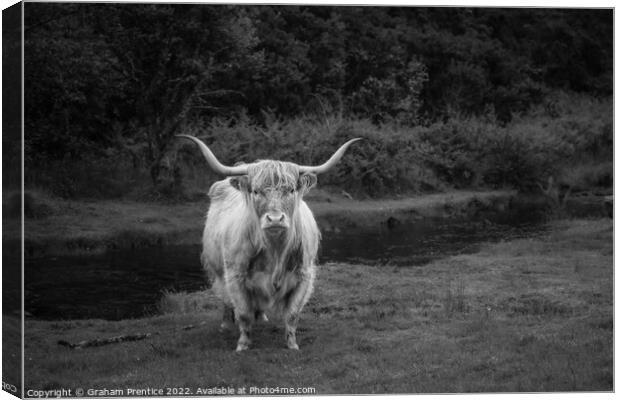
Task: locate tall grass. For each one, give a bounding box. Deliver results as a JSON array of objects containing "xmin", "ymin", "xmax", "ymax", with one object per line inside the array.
[{"xmin": 157, "ymin": 289, "xmax": 216, "ymax": 315}]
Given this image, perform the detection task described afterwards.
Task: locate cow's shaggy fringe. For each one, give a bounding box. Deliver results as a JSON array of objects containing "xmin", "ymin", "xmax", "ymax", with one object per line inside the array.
[{"xmin": 248, "ymin": 160, "xmax": 300, "ymax": 190}]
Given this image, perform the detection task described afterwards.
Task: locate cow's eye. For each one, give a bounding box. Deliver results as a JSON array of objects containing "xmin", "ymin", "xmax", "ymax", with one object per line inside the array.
[{"xmin": 252, "ymin": 189, "xmax": 259, "ymax": 195}]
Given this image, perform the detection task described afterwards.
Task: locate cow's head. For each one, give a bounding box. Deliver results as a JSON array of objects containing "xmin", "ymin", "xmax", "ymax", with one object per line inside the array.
[{"xmin": 178, "ymin": 135, "xmax": 360, "ymax": 238}]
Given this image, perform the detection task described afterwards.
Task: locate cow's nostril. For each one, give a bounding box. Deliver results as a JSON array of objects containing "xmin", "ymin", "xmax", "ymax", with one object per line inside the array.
[{"xmin": 266, "ymin": 213, "xmax": 285, "ymax": 223}]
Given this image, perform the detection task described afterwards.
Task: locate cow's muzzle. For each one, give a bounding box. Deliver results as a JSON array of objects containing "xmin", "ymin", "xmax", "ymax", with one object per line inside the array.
[{"xmin": 262, "ymin": 212, "xmax": 289, "ymax": 233}]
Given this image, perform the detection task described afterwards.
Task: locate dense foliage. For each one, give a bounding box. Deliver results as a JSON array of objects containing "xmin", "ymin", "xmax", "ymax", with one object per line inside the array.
[{"xmin": 23, "ymin": 4, "xmax": 612, "ymax": 198}]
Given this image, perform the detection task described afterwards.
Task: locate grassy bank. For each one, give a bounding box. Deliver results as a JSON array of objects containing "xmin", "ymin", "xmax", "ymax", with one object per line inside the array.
[
  {"xmin": 24, "ymin": 218, "xmax": 612, "ymax": 393},
  {"xmin": 19, "ymin": 189, "xmax": 514, "ymax": 257}
]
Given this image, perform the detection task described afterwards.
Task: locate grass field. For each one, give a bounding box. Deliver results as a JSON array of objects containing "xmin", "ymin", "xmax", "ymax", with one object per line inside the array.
[{"xmin": 24, "ymin": 218, "xmax": 612, "ymax": 394}]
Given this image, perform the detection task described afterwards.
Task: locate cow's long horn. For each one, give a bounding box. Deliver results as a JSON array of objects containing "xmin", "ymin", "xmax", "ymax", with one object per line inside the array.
[
  {"xmin": 176, "ymin": 135, "xmax": 248, "ymax": 176},
  {"xmin": 298, "ymin": 138, "xmax": 362, "ymax": 174}
]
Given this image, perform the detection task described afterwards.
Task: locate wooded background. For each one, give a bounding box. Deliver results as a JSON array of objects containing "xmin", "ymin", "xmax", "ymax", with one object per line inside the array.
[{"xmin": 20, "ymin": 4, "xmax": 612, "ymax": 199}]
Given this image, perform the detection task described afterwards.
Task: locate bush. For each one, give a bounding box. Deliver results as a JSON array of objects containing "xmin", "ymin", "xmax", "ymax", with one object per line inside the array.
[
  {"xmin": 175, "ymin": 115, "xmax": 446, "ymax": 197},
  {"xmin": 27, "ymin": 92, "xmax": 612, "ymax": 199}
]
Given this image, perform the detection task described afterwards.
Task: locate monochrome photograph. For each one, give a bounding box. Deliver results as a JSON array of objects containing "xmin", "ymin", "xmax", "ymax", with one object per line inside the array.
[{"xmin": 2, "ymin": 1, "xmax": 613, "ymax": 397}]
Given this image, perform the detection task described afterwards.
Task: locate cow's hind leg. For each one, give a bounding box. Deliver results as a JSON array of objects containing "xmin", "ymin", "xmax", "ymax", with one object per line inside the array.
[
  {"xmin": 220, "ymin": 304, "xmax": 235, "ymax": 331},
  {"xmin": 283, "ymin": 273, "xmax": 315, "ymax": 350}
]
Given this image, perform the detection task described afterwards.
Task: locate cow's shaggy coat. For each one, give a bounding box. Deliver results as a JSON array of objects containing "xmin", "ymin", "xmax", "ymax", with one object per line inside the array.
[{"xmin": 202, "ymin": 161, "xmax": 320, "ymax": 351}]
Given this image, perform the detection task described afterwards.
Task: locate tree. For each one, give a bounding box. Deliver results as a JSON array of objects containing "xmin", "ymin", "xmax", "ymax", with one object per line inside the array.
[
  {"xmin": 25, "ymin": 3, "xmax": 264, "ymax": 188},
  {"xmin": 95, "ymin": 4, "xmax": 263, "ymax": 186}
]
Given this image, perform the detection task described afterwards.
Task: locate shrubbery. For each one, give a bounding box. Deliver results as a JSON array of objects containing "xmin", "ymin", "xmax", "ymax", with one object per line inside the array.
[
  {"xmin": 26, "ymin": 92, "xmax": 611, "ymax": 200},
  {"xmin": 169, "ymin": 93, "xmax": 612, "ymax": 198}
]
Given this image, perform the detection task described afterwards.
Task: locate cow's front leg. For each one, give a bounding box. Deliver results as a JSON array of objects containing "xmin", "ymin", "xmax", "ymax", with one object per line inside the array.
[
  {"xmin": 235, "ymin": 312, "xmax": 253, "ymax": 352},
  {"xmin": 225, "ymin": 272, "xmax": 254, "ymax": 352},
  {"xmin": 284, "ymin": 313, "xmax": 300, "ymax": 350},
  {"xmin": 283, "ymin": 271, "xmax": 315, "ymax": 350}
]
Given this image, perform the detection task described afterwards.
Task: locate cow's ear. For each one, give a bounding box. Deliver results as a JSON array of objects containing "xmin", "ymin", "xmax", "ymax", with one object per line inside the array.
[
  {"xmin": 230, "ymin": 175, "xmax": 251, "ymax": 193},
  {"xmin": 297, "ymin": 173, "xmax": 317, "ymax": 195}
]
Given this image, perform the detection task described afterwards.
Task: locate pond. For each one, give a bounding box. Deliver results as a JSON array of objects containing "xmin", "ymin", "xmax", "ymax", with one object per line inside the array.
[{"xmin": 24, "ymin": 208, "xmax": 547, "ymax": 321}]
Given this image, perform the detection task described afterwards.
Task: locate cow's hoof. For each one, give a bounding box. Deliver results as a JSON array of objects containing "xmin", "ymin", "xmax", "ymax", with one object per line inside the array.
[
  {"xmin": 235, "ymin": 343, "xmax": 250, "ymax": 352},
  {"xmin": 219, "ymin": 322, "xmax": 234, "ymax": 332}
]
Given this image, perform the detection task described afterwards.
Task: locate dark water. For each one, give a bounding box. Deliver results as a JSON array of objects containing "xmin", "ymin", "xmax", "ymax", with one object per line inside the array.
[
  {"xmin": 25, "ymin": 210, "xmax": 547, "ymax": 321},
  {"xmin": 322, "ymin": 216, "xmax": 544, "ymax": 266}
]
